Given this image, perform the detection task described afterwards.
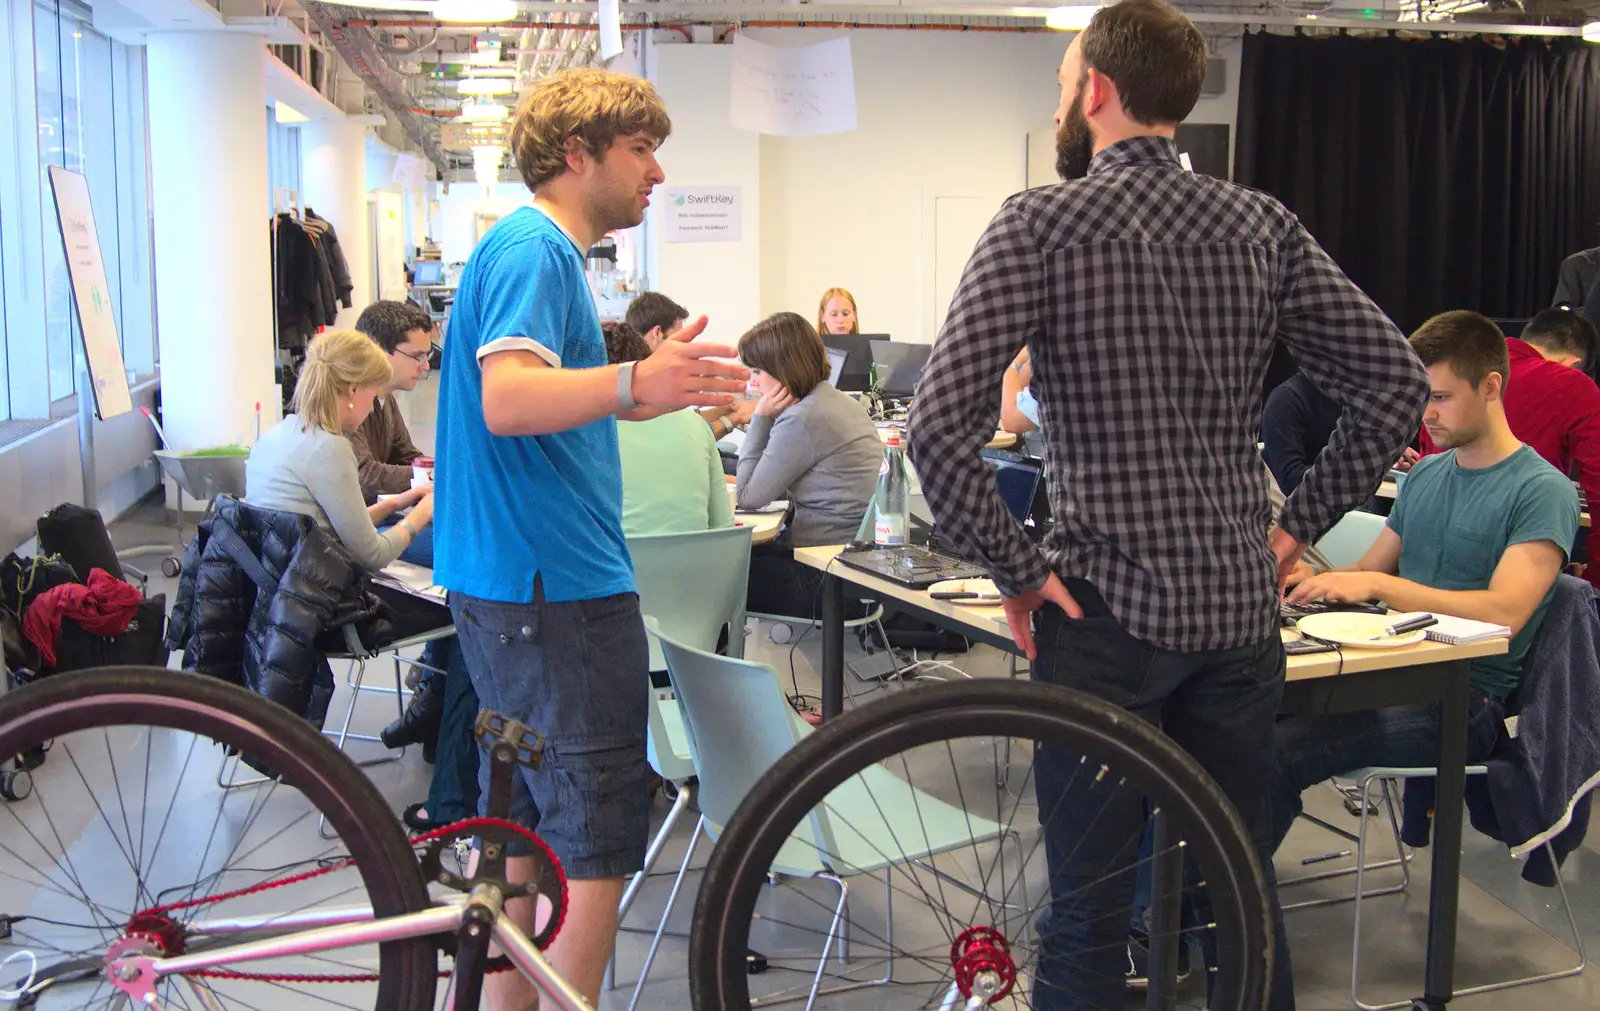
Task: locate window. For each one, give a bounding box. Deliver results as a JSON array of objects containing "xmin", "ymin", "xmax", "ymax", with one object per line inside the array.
[
  {"xmin": 26, "ymin": 0, "xmax": 156, "ymax": 411},
  {"xmin": 267, "ymin": 104, "xmax": 302, "ymax": 212}
]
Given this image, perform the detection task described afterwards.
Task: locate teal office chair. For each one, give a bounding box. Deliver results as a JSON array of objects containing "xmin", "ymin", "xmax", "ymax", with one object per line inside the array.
[
  {"xmin": 608, "ymin": 528, "xmax": 753, "ymax": 992},
  {"xmin": 1314, "ymin": 510, "xmax": 1387, "ymax": 569},
  {"xmin": 623, "ymin": 629, "xmax": 1015, "ymax": 1011}
]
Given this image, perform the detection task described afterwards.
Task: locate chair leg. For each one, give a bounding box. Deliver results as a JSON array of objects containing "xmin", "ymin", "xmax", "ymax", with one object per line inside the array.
[
  {"xmin": 626, "ymin": 816, "xmax": 704, "ymax": 1011},
  {"xmin": 1281, "ymin": 781, "xmax": 1413, "ymax": 909},
  {"xmin": 804, "ymin": 874, "xmax": 849, "ymax": 1011},
  {"xmin": 608, "ymin": 781, "xmax": 693, "ymax": 991},
  {"xmin": 317, "ymin": 657, "xmax": 405, "ymax": 839},
  {"xmin": 1354, "ymin": 835, "xmax": 1587, "ymax": 1008}
]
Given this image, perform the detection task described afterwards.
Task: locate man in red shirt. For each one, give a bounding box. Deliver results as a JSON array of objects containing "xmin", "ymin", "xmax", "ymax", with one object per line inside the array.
[{"xmin": 1420, "ymin": 308, "xmax": 1600, "ymax": 585}]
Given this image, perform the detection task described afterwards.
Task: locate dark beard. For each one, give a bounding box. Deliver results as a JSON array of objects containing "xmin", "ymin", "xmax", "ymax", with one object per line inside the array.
[{"xmin": 1054, "ymin": 97, "xmax": 1094, "ymax": 182}]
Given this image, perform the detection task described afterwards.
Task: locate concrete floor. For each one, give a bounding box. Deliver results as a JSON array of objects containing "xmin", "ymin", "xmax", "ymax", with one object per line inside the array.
[{"xmin": 0, "ymin": 498, "xmax": 1589, "ymax": 1010}]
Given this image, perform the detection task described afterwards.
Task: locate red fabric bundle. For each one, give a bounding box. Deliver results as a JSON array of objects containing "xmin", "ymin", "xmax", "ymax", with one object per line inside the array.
[{"xmin": 22, "ymin": 567, "xmax": 141, "ymax": 667}]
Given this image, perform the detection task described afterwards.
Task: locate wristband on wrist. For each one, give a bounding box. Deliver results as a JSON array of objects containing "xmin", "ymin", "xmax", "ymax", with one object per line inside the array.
[{"xmin": 617, "ymin": 361, "xmax": 639, "ymax": 411}]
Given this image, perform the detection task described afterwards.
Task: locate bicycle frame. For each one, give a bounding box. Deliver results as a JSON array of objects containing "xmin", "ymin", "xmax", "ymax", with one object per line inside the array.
[{"xmin": 107, "ymin": 893, "xmax": 593, "ymax": 1011}]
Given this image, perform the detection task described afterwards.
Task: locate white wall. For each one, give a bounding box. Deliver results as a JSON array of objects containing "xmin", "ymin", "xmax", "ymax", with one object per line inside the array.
[
  {"xmin": 753, "ymin": 28, "xmax": 1065, "ymax": 345},
  {"xmin": 650, "ymin": 43, "xmax": 764, "ymax": 347},
  {"xmin": 654, "ymin": 29, "xmax": 1243, "ymax": 346},
  {"xmin": 434, "ymin": 181, "xmax": 531, "ymax": 267}
]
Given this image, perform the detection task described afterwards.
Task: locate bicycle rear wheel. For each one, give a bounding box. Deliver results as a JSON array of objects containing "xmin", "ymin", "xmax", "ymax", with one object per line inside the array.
[
  {"xmin": 0, "ymin": 666, "xmax": 437, "ymax": 1009},
  {"xmin": 689, "ymin": 679, "xmax": 1272, "ymax": 1010}
]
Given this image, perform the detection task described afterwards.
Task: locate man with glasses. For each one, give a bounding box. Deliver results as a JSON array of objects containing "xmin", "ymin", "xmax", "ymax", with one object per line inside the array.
[{"xmin": 351, "ymin": 299, "xmax": 438, "ymax": 502}]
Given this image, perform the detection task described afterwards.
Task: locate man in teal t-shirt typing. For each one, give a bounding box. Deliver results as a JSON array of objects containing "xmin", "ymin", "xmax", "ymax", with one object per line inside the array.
[
  {"xmin": 1269, "ymin": 310, "xmax": 1579, "ymax": 853},
  {"xmin": 432, "ymin": 69, "xmax": 748, "ymax": 1010}
]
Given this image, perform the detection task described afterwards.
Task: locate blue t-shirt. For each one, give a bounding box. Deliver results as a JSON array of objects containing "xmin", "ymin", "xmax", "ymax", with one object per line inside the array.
[
  {"xmin": 434, "ymin": 206, "xmax": 633, "ymax": 603},
  {"xmin": 1388, "ymin": 445, "xmax": 1579, "ymax": 698}
]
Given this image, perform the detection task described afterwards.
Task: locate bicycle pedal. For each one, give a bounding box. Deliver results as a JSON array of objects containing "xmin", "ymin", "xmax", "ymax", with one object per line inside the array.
[{"xmin": 474, "ymin": 710, "xmax": 546, "ymax": 768}]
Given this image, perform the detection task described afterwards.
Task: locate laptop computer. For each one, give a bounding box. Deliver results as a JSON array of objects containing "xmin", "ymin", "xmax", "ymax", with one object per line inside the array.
[
  {"xmin": 412, "ymin": 260, "xmax": 444, "ymax": 286},
  {"xmin": 822, "ymin": 334, "xmax": 883, "ymax": 392},
  {"xmin": 836, "ymin": 454, "xmax": 1046, "ymax": 589},
  {"xmin": 826, "ymin": 348, "xmax": 848, "ymax": 389},
  {"xmin": 868, "ymin": 340, "xmax": 932, "ymax": 399}
]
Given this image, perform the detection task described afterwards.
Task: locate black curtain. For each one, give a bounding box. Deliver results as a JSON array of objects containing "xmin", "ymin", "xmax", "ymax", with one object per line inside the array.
[{"xmin": 1236, "ymin": 32, "xmax": 1600, "ymax": 336}]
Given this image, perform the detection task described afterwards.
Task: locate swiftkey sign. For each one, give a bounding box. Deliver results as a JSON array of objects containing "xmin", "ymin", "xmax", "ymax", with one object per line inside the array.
[{"xmin": 661, "ymin": 186, "xmax": 742, "ymax": 244}]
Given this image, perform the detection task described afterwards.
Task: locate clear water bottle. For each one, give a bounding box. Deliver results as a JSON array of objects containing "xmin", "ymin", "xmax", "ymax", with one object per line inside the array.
[{"xmin": 859, "ymin": 431, "xmax": 910, "ymax": 546}]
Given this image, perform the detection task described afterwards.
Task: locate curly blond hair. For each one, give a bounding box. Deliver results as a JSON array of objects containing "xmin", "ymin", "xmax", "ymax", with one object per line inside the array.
[{"xmin": 509, "ymin": 68, "xmax": 672, "ymax": 193}]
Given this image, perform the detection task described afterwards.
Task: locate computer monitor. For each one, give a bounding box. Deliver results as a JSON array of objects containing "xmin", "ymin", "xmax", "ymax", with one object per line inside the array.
[
  {"xmin": 869, "ymin": 340, "xmax": 932, "ymax": 399},
  {"xmin": 826, "ymin": 348, "xmax": 848, "ymax": 388},
  {"xmin": 984, "ymin": 453, "xmax": 1044, "ymax": 526},
  {"xmin": 412, "ymin": 260, "xmax": 444, "ymax": 286},
  {"xmin": 822, "ymin": 334, "xmax": 881, "ymax": 392}
]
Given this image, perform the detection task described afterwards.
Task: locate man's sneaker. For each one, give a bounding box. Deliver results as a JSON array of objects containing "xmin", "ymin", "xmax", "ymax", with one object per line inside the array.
[{"xmin": 1125, "ymin": 929, "xmax": 1191, "ymax": 989}]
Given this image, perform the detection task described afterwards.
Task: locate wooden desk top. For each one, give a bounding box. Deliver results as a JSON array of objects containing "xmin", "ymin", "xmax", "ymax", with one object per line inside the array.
[
  {"xmin": 1377, "ymin": 480, "xmax": 1590, "ymax": 528},
  {"xmin": 874, "ymin": 426, "xmax": 1018, "ymax": 452},
  {"xmin": 736, "ymin": 511, "xmax": 783, "ymax": 545},
  {"xmin": 795, "ymin": 544, "xmax": 1507, "ymax": 681}
]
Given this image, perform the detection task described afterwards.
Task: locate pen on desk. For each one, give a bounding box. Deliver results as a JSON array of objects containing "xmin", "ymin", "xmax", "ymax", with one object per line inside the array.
[
  {"xmin": 1301, "ymin": 850, "xmax": 1352, "ymax": 866},
  {"xmin": 1357, "ymin": 614, "xmax": 1437, "ymax": 641}
]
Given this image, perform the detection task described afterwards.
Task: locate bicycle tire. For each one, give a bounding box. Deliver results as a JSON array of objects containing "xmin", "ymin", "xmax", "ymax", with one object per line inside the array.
[
  {"xmin": 0, "ymin": 666, "xmax": 437, "ymax": 1010},
  {"xmin": 689, "ymin": 678, "xmax": 1272, "ymax": 1010}
]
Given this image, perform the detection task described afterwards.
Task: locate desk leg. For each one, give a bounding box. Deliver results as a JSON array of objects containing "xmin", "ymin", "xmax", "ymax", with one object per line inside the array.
[
  {"xmin": 1419, "ymin": 658, "xmax": 1470, "ymax": 1010},
  {"xmin": 1146, "ymin": 810, "xmax": 1183, "ymax": 1011},
  {"xmin": 820, "ymin": 572, "xmax": 845, "ymax": 722}
]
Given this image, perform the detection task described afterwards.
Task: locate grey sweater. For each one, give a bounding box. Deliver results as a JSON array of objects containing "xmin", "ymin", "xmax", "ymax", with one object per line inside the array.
[
  {"xmin": 736, "ymin": 383, "xmax": 882, "ymax": 547},
  {"xmin": 245, "ymin": 417, "xmax": 408, "ymax": 571}
]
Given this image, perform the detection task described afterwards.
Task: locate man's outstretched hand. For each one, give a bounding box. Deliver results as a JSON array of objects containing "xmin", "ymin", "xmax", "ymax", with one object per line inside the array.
[
  {"xmin": 1002, "ymin": 572, "xmax": 1084, "ymax": 660},
  {"xmin": 630, "ymin": 315, "xmax": 750, "ymax": 410}
]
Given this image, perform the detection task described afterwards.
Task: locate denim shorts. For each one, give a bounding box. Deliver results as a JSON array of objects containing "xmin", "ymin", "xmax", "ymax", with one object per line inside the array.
[{"xmin": 449, "ymin": 581, "xmax": 650, "ymax": 880}]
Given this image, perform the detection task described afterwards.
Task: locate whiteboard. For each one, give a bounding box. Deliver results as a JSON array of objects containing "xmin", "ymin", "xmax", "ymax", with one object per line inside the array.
[{"xmin": 48, "ymin": 166, "xmax": 132, "ymax": 419}]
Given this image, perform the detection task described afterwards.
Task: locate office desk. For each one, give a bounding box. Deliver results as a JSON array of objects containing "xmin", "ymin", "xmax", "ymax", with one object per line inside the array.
[
  {"xmin": 793, "ymin": 543, "xmax": 1507, "ymax": 1011},
  {"xmin": 873, "ymin": 426, "xmax": 1018, "ymax": 451},
  {"xmin": 737, "ymin": 511, "xmax": 783, "ymax": 545},
  {"xmin": 1376, "ymin": 479, "xmax": 1592, "ymax": 529}
]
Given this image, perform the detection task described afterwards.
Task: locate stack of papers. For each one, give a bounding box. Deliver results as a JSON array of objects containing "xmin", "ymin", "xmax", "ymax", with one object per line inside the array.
[
  {"xmin": 1415, "ymin": 613, "xmax": 1512, "ymax": 645},
  {"xmin": 376, "ymin": 560, "xmax": 446, "ymax": 602}
]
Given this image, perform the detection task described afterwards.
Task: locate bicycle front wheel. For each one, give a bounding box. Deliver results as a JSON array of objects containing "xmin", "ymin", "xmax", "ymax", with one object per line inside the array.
[
  {"xmin": 690, "ymin": 679, "xmax": 1272, "ymax": 1010},
  {"xmin": 0, "ymin": 667, "xmax": 437, "ymax": 1009}
]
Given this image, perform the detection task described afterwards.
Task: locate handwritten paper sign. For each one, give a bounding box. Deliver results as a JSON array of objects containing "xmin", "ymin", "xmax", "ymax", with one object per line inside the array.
[
  {"xmin": 662, "ymin": 186, "xmax": 742, "ymax": 243},
  {"xmin": 599, "ymin": 0, "xmax": 623, "ymax": 62},
  {"xmin": 730, "ymin": 34, "xmax": 857, "ymax": 137},
  {"xmin": 47, "ymin": 166, "xmax": 132, "ymax": 420}
]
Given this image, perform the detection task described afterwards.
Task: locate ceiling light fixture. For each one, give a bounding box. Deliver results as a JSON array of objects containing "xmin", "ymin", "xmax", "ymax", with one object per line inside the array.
[
  {"xmin": 456, "ymin": 77, "xmax": 516, "ymax": 97},
  {"xmin": 1044, "ymin": 5, "xmax": 1101, "ymax": 31},
  {"xmin": 472, "ymin": 145, "xmax": 504, "ymax": 189},
  {"xmin": 1584, "ymin": 21, "xmax": 1600, "ymax": 43},
  {"xmin": 433, "ymin": 0, "xmax": 518, "ymax": 24},
  {"xmin": 459, "ymin": 101, "xmax": 510, "ymax": 122}
]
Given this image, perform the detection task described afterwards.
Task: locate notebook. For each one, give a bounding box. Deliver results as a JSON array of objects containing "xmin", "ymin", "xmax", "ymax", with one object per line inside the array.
[{"xmin": 1410, "ymin": 613, "xmax": 1511, "ymax": 645}]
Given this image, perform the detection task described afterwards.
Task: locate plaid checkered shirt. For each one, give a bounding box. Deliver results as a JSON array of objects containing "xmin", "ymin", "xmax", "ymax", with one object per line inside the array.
[{"xmin": 908, "ymin": 136, "xmax": 1427, "ymax": 652}]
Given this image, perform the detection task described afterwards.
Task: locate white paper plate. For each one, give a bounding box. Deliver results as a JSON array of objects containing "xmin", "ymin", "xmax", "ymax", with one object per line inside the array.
[
  {"xmin": 1295, "ymin": 612, "xmax": 1426, "ymax": 650},
  {"xmin": 927, "ymin": 578, "xmax": 1004, "ymax": 607}
]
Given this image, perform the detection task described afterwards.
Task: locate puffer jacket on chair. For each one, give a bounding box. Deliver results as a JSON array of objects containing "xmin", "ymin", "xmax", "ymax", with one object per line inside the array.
[{"xmin": 165, "ymin": 496, "xmax": 393, "ymax": 727}]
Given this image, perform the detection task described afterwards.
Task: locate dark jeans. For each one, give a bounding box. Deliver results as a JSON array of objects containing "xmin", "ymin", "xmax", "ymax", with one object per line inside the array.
[
  {"xmin": 1030, "ymin": 580, "xmax": 1294, "ymax": 1011},
  {"xmin": 418, "ymin": 637, "xmax": 481, "ymax": 822},
  {"xmin": 746, "ymin": 543, "xmax": 871, "ymax": 622},
  {"xmin": 1269, "ymin": 696, "xmax": 1506, "ymax": 853}
]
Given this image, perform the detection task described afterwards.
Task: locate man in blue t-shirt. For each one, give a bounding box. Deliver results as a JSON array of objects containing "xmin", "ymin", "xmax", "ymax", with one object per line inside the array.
[
  {"xmin": 1272, "ymin": 310, "xmax": 1580, "ymax": 852},
  {"xmin": 432, "ymin": 68, "xmax": 748, "ymax": 1008}
]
